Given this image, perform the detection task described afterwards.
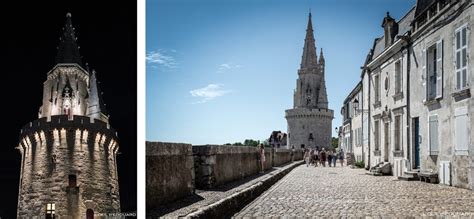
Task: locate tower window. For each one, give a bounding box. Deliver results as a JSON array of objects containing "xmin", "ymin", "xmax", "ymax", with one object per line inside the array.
[
  {"xmin": 46, "ymin": 203, "xmax": 56, "ymax": 219},
  {"xmin": 68, "ymin": 175, "xmax": 77, "ymax": 187}
]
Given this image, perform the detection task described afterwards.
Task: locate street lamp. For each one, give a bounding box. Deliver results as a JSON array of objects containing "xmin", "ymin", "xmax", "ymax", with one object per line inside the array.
[{"xmin": 353, "ymin": 98, "xmax": 369, "ymax": 113}]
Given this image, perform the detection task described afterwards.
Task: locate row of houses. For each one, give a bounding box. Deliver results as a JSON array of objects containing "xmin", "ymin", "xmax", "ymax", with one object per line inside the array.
[{"xmin": 339, "ymin": 0, "xmax": 473, "ymax": 190}]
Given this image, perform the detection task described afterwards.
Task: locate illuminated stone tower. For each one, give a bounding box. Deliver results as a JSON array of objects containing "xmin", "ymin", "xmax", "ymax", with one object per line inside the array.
[
  {"xmin": 286, "ymin": 12, "xmax": 334, "ymax": 149},
  {"xmin": 16, "ymin": 13, "xmax": 120, "ymax": 218}
]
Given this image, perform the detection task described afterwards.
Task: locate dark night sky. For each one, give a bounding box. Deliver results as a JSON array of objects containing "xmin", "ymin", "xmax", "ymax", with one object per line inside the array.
[{"xmin": 0, "ymin": 1, "xmax": 137, "ymax": 217}]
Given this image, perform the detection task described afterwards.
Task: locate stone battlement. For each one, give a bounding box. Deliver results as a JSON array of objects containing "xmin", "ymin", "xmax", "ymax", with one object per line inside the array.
[
  {"xmin": 285, "ymin": 108, "xmax": 334, "ymax": 119},
  {"xmin": 20, "ymin": 115, "xmax": 116, "ymax": 138}
]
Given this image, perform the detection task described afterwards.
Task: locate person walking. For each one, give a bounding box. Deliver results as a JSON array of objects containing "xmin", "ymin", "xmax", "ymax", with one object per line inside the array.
[
  {"xmin": 339, "ymin": 149, "xmax": 344, "ymax": 167},
  {"xmin": 320, "ymin": 148, "xmax": 326, "ymax": 167},
  {"xmin": 304, "ymin": 148, "xmax": 310, "ymax": 167},
  {"xmin": 259, "ymin": 144, "xmax": 266, "ymax": 173},
  {"xmin": 290, "ymin": 145, "xmax": 295, "ymax": 162},
  {"xmin": 327, "ymin": 150, "xmax": 333, "ymax": 167},
  {"xmin": 332, "ymin": 149, "xmax": 337, "ymax": 167},
  {"xmin": 314, "ymin": 149, "xmax": 319, "ymax": 167}
]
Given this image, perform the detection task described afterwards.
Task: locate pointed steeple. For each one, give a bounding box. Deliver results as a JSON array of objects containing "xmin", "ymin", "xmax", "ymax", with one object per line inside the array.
[
  {"xmin": 317, "ymin": 78, "xmax": 328, "ymax": 109},
  {"xmin": 55, "ymin": 13, "xmax": 83, "ymax": 67},
  {"xmin": 319, "ymin": 48, "xmax": 325, "ymax": 66},
  {"xmin": 87, "ymin": 70, "xmax": 109, "ymax": 122},
  {"xmin": 300, "ymin": 11, "xmax": 318, "ymax": 69}
]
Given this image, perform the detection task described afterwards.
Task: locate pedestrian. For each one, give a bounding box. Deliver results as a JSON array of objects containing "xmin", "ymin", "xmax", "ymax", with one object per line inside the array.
[
  {"xmin": 332, "ymin": 150, "xmax": 337, "ymax": 167},
  {"xmin": 290, "ymin": 145, "xmax": 295, "ymax": 162},
  {"xmin": 314, "ymin": 149, "xmax": 319, "ymax": 167},
  {"xmin": 327, "ymin": 150, "xmax": 333, "ymax": 167},
  {"xmin": 339, "ymin": 149, "xmax": 344, "ymax": 167},
  {"xmin": 304, "ymin": 148, "xmax": 310, "ymax": 167},
  {"xmin": 259, "ymin": 144, "xmax": 266, "ymax": 173},
  {"xmin": 320, "ymin": 148, "xmax": 326, "ymax": 167}
]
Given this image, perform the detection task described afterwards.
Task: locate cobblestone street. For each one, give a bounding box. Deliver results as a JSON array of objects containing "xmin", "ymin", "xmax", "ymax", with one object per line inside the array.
[{"xmin": 235, "ymin": 165, "xmax": 474, "ymax": 217}]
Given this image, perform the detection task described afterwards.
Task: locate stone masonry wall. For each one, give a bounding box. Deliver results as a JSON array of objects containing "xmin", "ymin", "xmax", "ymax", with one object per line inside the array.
[
  {"xmin": 17, "ymin": 115, "xmax": 120, "ymax": 218},
  {"xmin": 193, "ymin": 145, "xmax": 303, "ymax": 189},
  {"xmin": 146, "ymin": 142, "xmax": 194, "ymax": 210}
]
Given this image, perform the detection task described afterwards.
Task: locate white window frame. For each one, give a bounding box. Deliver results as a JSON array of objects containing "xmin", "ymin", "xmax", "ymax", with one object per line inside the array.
[
  {"xmin": 424, "ymin": 40, "xmax": 443, "ymax": 101},
  {"xmin": 395, "ymin": 60, "xmax": 402, "ymax": 94},
  {"xmin": 375, "ymin": 74, "xmax": 380, "ymax": 102},
  {"xmin": 374, "ymin": 120, "xmax": 380, "ymax": 151},
  {"xmin": 454, "ymin": 23, "xmax": 469, "ymax": 91},
  {"xmin": 394, "ymin": 115, "xmax": 402, "ymax": 151}
]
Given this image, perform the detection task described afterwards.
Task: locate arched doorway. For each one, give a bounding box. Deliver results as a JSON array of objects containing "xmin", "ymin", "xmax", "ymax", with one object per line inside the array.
[{"xmin": 86, "ymin": 209, "xmax": 94, "ymax": 219}]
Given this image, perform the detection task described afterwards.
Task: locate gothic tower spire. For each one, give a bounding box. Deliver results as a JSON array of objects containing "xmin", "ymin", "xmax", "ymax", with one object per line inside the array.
[
  {"xmin": 87, "ymin": 69, "xmax": 109, "ymax": 122},
  {"xmin": 55, "ymin": 13, "xmax": 83, "ymax": 67},
  {"xmin": 300, "ymin": 12, "xmax": 318, "ymax": 69}
]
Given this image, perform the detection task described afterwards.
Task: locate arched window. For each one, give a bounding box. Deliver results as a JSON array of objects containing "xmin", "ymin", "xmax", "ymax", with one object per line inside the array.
[{"xmin": 86, "ymin": 209, "xmax": 94, "ymax": 219}]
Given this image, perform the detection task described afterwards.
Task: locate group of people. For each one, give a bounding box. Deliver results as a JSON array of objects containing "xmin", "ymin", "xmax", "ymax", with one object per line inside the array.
[
  {"xmin": 257, "ymin": 144, "xmax": 345, "ymax": 173},
  {"xmin": 303, "ymin": 147, "xmax": 344, "ymax": 167}
]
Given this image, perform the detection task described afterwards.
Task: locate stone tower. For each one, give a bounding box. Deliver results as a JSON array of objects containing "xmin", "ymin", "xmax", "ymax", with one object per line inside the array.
[
  {"xmin": 16, "ymin": 13, "xmax": 121, "ymax": 218},
  {"xmin": 285, "ymin": 12, "xmax": 334, "ymax": 150}
]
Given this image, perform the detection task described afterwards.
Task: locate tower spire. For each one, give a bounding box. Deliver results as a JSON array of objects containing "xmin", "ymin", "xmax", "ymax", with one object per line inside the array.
[
  {"xmin": 319, "ymin": 48, "xmax": 325, "ymax": 65},
  {"xmin": 55, "ymin": 13, "xmax": 83, "ymax": 67},
  {"xmin": 300, "ymin": 11, "xmax": 318, "ymax": 69}
]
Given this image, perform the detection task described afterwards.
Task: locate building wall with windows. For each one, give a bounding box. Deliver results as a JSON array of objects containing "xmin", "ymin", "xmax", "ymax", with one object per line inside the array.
[
  {"xmin": 341, "ymin": 83, "xmax": 364, "ymax": 163},
  {"xmin": 409, "ymin": 0, "xmax": 473, "ymax": 189},
  {"xmin": 366, "ymin": 9, "xmax": 414, "ymax": 177}
]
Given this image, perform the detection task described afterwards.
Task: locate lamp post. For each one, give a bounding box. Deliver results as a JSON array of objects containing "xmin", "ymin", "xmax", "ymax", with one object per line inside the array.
[{"xmin": 353, "ymin": 98, "xmax": 369, "ymax": 113}]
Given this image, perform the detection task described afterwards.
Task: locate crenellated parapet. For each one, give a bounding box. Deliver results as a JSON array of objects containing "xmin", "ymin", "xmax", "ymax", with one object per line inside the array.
[{"xmin": 285, "ymin": 108, "xmax": 334, "ymax": 119}]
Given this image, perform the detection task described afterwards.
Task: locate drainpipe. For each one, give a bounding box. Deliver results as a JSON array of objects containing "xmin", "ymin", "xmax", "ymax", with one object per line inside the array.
[
  {"xmin": 401, "ymin": 34, "xmax": 411, "ymax": 169},
  {"xmin": 361, "ymin": 84, "xmax": 365, "ymax": 167},
  {"xmin": 368, "ymin": 68, "xmax": 372, "ymax": 170}
]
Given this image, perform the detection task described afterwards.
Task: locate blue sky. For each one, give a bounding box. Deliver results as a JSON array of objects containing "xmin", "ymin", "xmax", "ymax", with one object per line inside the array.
[{"xmin": 146, "ymin": 0, "xmax": 416, "ymax": 145}]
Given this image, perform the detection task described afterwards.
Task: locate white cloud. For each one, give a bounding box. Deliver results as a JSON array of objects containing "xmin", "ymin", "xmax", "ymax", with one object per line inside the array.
[
  {"xmin": 217, "ymin": 63, "xmax": 242, "ymax": 73},
  {"xmin": 190, "ymin": 84, "xmax": 231, "ymax": 103},
  {"xmin": 146, "ymin": 50, "xmax": 177, "ymax": 68}
]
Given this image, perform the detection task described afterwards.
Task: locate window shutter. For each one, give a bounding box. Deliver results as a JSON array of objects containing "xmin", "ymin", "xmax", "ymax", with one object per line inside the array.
[
  {"xmin": 455, "ymin": 107, "xmax": 468, "ymax": 152},
  {"xmin": 429, "ymin": 115, "xmax": 438, "ymax": 154},
  {"xmin": 440, "ymin": 161, "xmax": 451, "ymax": 185},
  {"xmin": 436, "ymin": 40, "xmax": 443, "ymax": 98},
  {"xmin": 422, "ymin": 49, "xmax": 427, "ymax": 102}
]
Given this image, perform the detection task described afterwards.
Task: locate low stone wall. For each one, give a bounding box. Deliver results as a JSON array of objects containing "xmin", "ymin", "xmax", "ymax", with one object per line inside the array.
[
  {"xmin": 273, "ymin": 149, "xmax": 292, "ymax": 167},
  {"xmin": 194, "ymin": 145, "xmax": 303, "ymax": 189},
  {"xmin": 194, "ymin": 145, "xmax": 272, "ymax": 188},
  {"xmin": 146, "ymin": 142, "xmax": 195, "ymax": 210}
]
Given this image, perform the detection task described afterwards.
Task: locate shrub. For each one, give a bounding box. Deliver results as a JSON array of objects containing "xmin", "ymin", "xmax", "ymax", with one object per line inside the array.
[{"xmin": 354, "ymin": 160, "xmax": 365, "ymax": 168}]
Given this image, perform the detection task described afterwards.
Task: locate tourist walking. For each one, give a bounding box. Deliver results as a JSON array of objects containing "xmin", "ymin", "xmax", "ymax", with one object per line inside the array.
[
  {"xmin": 320, "ymin": 148, "xmax": 326, "ymax": 167},
  {"xmin": 259, "ymin": 144, "xmax": 266, "ymax": 173},
  {"xmin": 313, "ymin": 149, "xmax": 319, "ymax": 167},
  {"xmin": 290, "ymin": 145, "xmax": 295, "ymax": 162},
  {"xmin": 332, "ymin": 149, "xmax": 337, "ymax": 167},
  {"xmin": 304, "ymin": 148, "xmax": 310, "ymax": 167},
  {"xmin": 339, "ymin": 149, "xmax": 344, "ymax": 167},
  {"xmin": 327, "ymin": 150, "xmax": 333, "ymax": 167}
]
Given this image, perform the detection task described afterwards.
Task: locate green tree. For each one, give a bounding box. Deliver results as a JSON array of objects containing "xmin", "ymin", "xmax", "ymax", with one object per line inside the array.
[
  {"xmin": 331, "ymin": 137, "xmax": 339, "ymax": 149},
  {"xmin": 232, "ymin": 142, "xmax": 243, "ymax": 146},
  {"xmin": 243, "ymin": 139, "xmax": 260, "ymax": 147}
]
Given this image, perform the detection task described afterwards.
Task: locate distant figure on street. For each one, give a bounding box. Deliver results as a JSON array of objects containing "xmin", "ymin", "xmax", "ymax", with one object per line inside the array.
[
  {"xmin": 290, "ymin": 145, "xmax": 295, "ymax": 162},
  {"xmin": 259, "ymin": 144, "xmax": 266, "ymax": 173},
  {"xmin": 320, "ymin": 148, "xmax": 326, "ymax": 167},
  {"xmin": 313, "ymin": 149, "xmax": 319, "ymax": 167},
  {"xmin": 332, "ymin": 149, "xmax": 337, "ymax": 167},
  {"xmin": 327, "ymin": 150, "xmax": 333, "ymax": 167},
  {"xmin": 339, "ymin": 149, "xmax": 344, "ymax": 167},
  {"xmin": 304, "ymin": 148, "xmax": 310, "ymax": 167}
]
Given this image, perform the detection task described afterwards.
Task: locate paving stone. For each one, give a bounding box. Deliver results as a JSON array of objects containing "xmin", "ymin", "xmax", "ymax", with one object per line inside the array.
[{"xmin": 234, "ymin": 166, "xmax": 474, "ymax": 217}]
